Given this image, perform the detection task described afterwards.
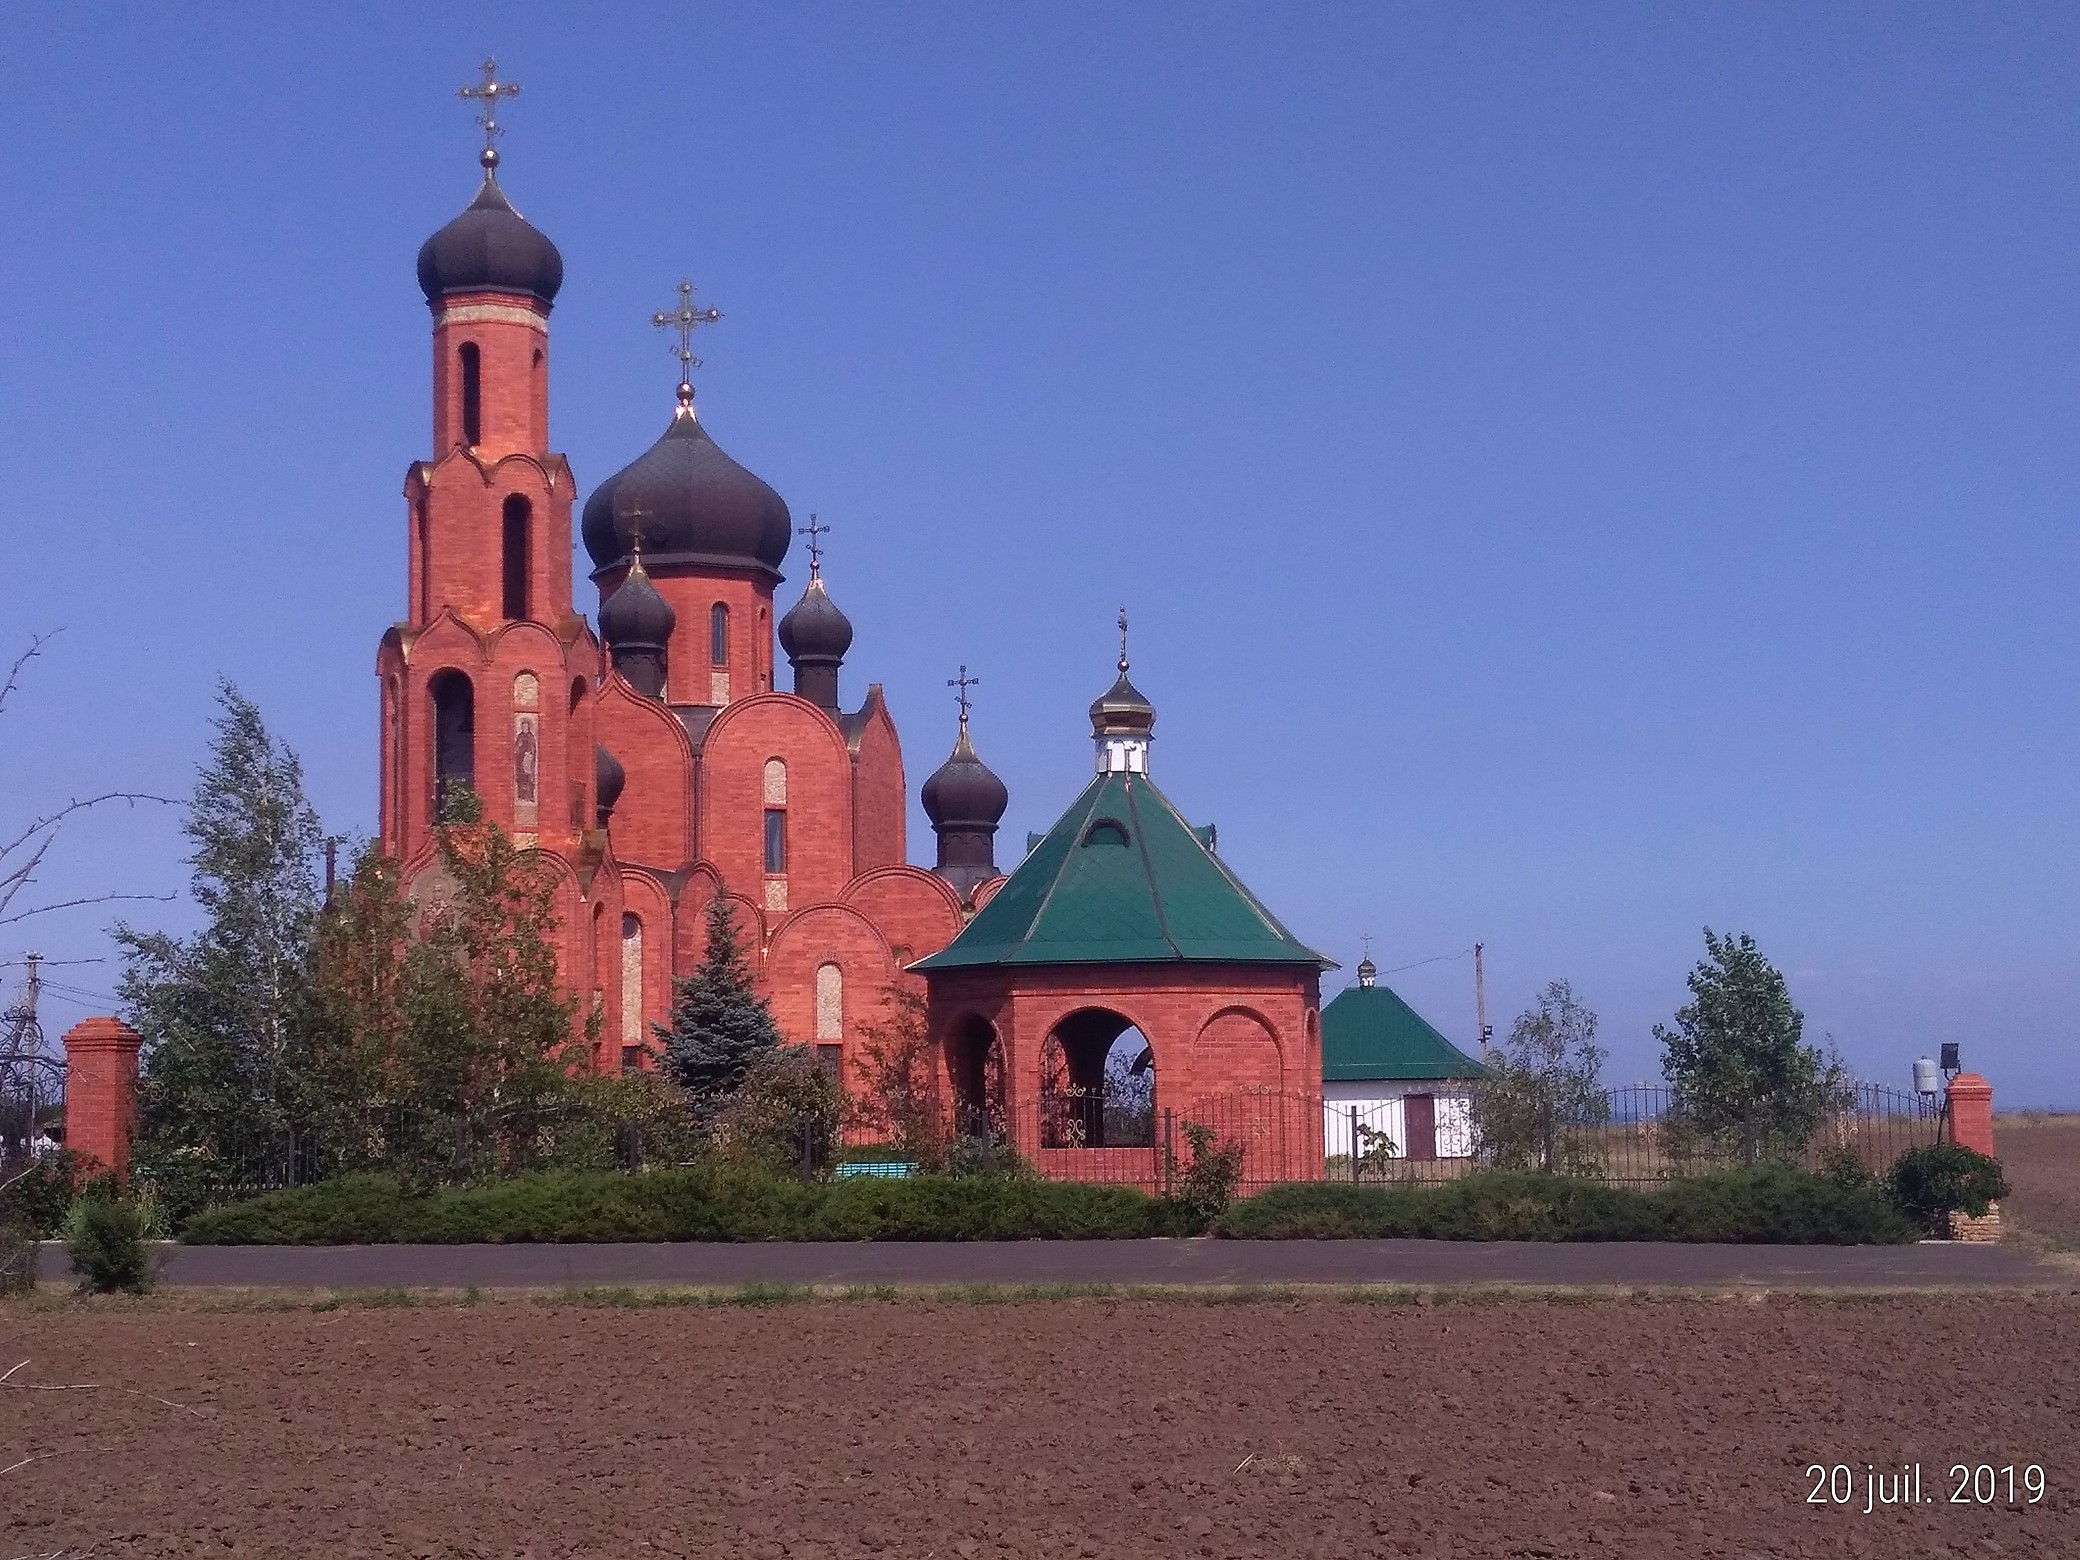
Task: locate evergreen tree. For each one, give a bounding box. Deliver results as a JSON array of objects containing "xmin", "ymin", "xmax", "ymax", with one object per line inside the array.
[
  {"xmin": 119, "ymin": 683, "xmax": 323, "ymax": 1208},
  {"xmin": 658, "ymin": 896, "xmax": 780, "ymax": 1122},
  {"xmin": 1655, "ymin": 928, "xmax": 1847, "ymax": 1160}
]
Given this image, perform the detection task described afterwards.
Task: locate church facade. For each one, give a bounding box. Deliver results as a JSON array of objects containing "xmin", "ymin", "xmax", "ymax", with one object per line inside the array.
[
  {"xmin": 372, "ymin": 97, "xmax": 1327, "ymax": 1186},
  {"xmin": 376, "ymin": 134, "xmax": 1005, "ymax": 1078}
]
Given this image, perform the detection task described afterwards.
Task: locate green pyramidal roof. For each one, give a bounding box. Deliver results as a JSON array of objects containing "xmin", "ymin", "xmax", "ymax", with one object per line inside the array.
[
  {"xmin": 913, "ymin": 770, "xmax": 1330, "ymax": 970},
  {"xmin": 1321, "ymin": 982, "xmax": 1489, "ymax": 1081}
]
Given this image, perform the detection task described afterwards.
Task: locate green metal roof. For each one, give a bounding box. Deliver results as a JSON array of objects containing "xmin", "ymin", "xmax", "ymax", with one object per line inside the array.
[
  {"xmin": 913, "ymin": 770, "xmax": 1330, "ymax": 970},
  {"xmin": 1320, "ymin": 982, "xmax": 1489, "ymax": 1081}
]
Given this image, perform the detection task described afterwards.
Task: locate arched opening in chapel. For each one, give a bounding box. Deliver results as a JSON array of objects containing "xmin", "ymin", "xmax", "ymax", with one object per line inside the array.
[
  {"xmin": 947, "ymin": 1014, "xmax": 1006, "ymax": 1140},
  {"xmin": 1039, "ymin": 1007, "xmax": 1155, "ymax": 1149}
]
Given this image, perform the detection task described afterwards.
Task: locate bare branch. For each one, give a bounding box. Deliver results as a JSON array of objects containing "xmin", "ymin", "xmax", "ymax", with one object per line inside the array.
[
  {"xmin": 0, "ymin": 891, "xmax": 177, "ymax": 929},
  {"xmin": 0, "ymin": 793, "xmax": 178, "ymax": 866},
  {"xmin": 0, "ymin": 631, "xmax": 59, "ymax": 722}
]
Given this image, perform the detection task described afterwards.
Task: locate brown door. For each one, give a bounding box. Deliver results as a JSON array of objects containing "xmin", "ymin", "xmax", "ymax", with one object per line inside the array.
[{"xmin": 1404, "ymin": 1094, "xmax": 1437, "ymax": 1161}]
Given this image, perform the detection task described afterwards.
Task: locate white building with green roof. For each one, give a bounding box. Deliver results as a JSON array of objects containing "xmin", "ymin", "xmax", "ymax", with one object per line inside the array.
[{"xmin": 1321, "ymin": 957, "xmax": 1488, "ymax": 1162}]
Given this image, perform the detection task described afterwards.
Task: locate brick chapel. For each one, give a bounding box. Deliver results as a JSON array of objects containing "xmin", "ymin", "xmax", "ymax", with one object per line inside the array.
[{"xmin": 371, "ymin": 93, "xmax": 1329, "ymax": 1171}]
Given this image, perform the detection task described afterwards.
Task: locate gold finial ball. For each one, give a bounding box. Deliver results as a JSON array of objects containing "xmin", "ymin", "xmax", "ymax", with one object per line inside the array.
[
  {"xmin": 481, "ymin": 146, "xmax": 500, "ymax": 172},
  {"xmin": 677, "ymin": 381, "xmax": 695, "ymax": 408}
]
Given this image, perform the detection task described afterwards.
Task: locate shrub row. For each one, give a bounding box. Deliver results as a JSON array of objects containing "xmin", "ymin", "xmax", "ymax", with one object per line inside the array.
[
  {"xmin": 180, "ymin": 1168, "xmax": 1187, "ymax": 1244},
  {"xmin": 182, "ymin": 1164, "xmax": 1917, "ymax": 1246},
  {"xmin": 1213, "ymin": 1166, "xmax": 1918, "ymax": 1244}
]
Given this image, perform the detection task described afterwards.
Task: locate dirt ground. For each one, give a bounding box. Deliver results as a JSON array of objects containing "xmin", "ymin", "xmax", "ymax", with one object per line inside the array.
[
  {"xmin": 1998, "ymin": 1114, "xmax": 2080, "ymax": 1251},
  {"xmin": 3, "ymin": 1292, "xmax": 2075, "ymax": 1559}
]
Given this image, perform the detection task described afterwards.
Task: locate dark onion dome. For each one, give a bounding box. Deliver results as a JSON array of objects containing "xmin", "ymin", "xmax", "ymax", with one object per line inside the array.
[
  {"xmin": 777, "ymin": 576, "xmax": 854, "ymax": 666},
  {"xmin": 1089, "ymin": 661, "xmax": 1156, "ymax": 738},
  {"xmin": 922, "ymin": 724, "xmax": 1010, "ymax": 831},
  {"xmin": 416, "ymin": 175, "xmax": 564, "ymax": 308},
  {"xmin": 593, "ymin": 743, "xmax": 626, "ymax": 828},
  {"xmin": 581, "ymin": 396, "xmax": 792, "ymax": 580},
  {"xmin": 598, "ymin": 552, "xmax": 676, "ymax": 650}
]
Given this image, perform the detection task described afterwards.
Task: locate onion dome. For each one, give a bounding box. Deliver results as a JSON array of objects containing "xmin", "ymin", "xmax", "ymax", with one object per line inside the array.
[
  {"xmin": 1356, "ymin": 955, "xmax": 1378, "ymax": 988},
  {"xmin": 580, "ymin": 390, "xmax": 792, "ymax": 580},
  {"xmin": 923, "ymin": 724, "xmax": 1010, "ymax": 832},
  {"xmin": 593, "ymin": 744, "xmax": 626, "ymax": 829},
  {"xmin": 599, "ymin": 547, "xmax": 675, "ymax": 700},
  {"xmin": 416, "ymin": 172, "xmax": 564, "ymax": 308},
  {"xmin": 599, "ymin": 550, "xmax": 676, "ymax": 650},
  {"xmin": 778, "ymin": 576, "xmax": 854, "ymax": 665},
  {"xmin": 1088, "ymin": 664, "xmax": 1155, "ymax": 740}
]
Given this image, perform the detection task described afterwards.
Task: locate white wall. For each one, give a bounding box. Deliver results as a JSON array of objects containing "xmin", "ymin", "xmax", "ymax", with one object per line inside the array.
[{"xmin": 1323, "ymin": 1081, "xmax": 1475, "ymax": 1159}]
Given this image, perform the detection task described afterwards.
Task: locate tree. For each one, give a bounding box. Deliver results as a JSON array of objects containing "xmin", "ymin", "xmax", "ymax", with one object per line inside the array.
[
  {"xmin": 1655, "ymin": 928, "xmax": 1848, "ymax": 1162},
  {"xmin": 848, "ymin": 985, "xmax": 945, "ymax": 1167},
  {"xmin": 1471, "ymin": 978, "xmax": 1609, "ymax": 1175},
  {"xmin": 308, "ymin": 791, "xmax": 593, "ymax": 1182},
  {"xmin": 656, "ymin": 896, "xmax": 780, "ymax": 1125},
  {"xmin": 119, "ymin": 683, "xmax": 323, "ymax": 1207}
]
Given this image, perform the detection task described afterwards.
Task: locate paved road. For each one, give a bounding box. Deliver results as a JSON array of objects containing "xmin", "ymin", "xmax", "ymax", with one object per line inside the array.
[{"xmin": 45, "ymin": 1239, "xmax": 2070, "ymax": 1290}]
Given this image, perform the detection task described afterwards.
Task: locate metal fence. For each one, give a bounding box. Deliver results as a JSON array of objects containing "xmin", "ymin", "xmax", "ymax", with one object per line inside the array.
[{"xmin": 1024, "ymin": 1080, "xmax": 1946, "ymax": 1195}]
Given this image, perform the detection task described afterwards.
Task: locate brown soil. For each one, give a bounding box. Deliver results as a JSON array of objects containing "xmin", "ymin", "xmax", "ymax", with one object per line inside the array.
[
  {"xmin": 4, "ymin": 1294, "xmax": 2075, "ymax": 1558},
  {"xmin": 1999, "ymin": 1115, "xmax": 2080, "ymax": 1251}
]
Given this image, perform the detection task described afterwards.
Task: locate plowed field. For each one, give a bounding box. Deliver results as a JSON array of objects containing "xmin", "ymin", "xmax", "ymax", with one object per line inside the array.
[{"xmin": 4, "ymin": 1293, "xmax": 2075, "ymax": 1558}]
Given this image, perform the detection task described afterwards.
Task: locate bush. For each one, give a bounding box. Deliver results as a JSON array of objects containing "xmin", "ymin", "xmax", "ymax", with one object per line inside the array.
[
  {"xmin": 1214, "ymin": 1166, "xmax": 1915, "ymax": 1245},
  {"xmin": 1886, "ymin": 1144, "xmax": 2009, "ymax": 1234},
  {"xmin": 0, "ymin": 1150, "xmax": 88, "ymax": 1236},
  {"xmin": 0, "ymin": 1220, "xmax": 35, "ymax": 1295},
  {"xmin": 1170, "ymin": 1123, "xmax": 1246, "ymax": 1232},
  {"xmin": 181, "ymin": 1167, "xmax": 1184, "ymax": 1244},
  {"xmin": 711, "ymin": 1047, "xmax": 845, "ymax": 1179},
  {"xmin": 63, "ymin": 1196, "xmax": 156, "ymax": 1293}
]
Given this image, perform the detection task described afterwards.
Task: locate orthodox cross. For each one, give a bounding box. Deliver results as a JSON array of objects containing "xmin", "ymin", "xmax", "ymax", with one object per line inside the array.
[
  {"xmin": 1116, "ymin": 605, "xmax": 1130, "ymax": 672},
  {"xmin": 652, "ymin": 279, "xmax": 723, "ymax": 403},
  {"xmin": 798, "ymin": 514, "xmax": 829, "ymax": 577},
  {"xmin": 1360, "ymin": 932, "xmax": 1374, "ymax": 960},
  {"xmin": 948, "ymin": 665, "xmax": 979, "ymax": 730},
  {"xmin": 458, "ymin": 58, "xmax": 520, "ymax": 171}
]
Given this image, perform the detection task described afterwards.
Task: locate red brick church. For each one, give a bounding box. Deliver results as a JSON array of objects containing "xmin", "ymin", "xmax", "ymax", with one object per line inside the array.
[{"xmin": 367, "ymin": 87, "xmax": 1328, "ymax": 1175}]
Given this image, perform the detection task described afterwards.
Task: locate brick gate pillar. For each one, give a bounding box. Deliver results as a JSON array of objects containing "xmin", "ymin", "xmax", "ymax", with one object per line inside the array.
[
  {"xmin": 1944, "ymin": 1072, "xmax": 2000, "ymax": 1241},
  {"xmin": 62, "ymin": 1017, "xmax": 144, "ymax": 1177}
]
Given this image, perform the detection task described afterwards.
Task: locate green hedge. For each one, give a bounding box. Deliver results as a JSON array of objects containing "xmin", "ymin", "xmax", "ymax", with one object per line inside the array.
[
  {"xmin": 1214, "ymin": 1167, "xmax": 1917, "ymax": 1244},
  {"xmin": 181, "ymin": 1168, "xmax": 1183, "ymax": 1244},
  {"xmin": 182, "ymin": 1165, "xmax": 1918, "ymax": 1246}
]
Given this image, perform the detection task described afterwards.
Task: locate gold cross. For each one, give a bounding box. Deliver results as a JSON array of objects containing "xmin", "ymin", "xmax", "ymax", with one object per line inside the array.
[
  {"xmin": 1116, "ymin": 605, "xmax": 1130, "ymax": 672},
  {"xmin": 652, "ymin": 280, "xmax": 723, "ymax": 402},
  {"xmin": 798, "ymin": 514, "xmax": 830, "ymax": 576},
  {"xmin": 948, "ymin": 665, "xmax": 980, "ymax": 728},
  {"xmin": 458, "ymin": 58, "xmax": 520, "ymax": 171}
]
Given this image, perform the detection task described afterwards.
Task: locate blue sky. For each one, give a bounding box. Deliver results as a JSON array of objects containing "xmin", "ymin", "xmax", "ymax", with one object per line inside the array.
[{"xmin": 3, "ymin": 3, "xmax": 2075, "ymax": 1103}]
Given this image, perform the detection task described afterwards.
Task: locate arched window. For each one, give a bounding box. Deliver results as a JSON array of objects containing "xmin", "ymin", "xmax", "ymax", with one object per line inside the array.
[
  {"xmin": 710, "ymin": 602, "xmax": 730, "ymax": 666},
  {"xmin": 567, "ymin": 677, "xmax": 588, "ymax": 830},
  {"xmin": 428, "ymin": 670, "xmax": 475, "ymax": 820},
  {"xmin": 620, "ymin": 913, "xmax": 644, "ymax": 1054},
  {"xmin": 459, "ymin": 342, "xmax": 481, "ymax": 447},
  {"xmin": 762, "ymin": 758, "xmax": 787, "ymax": 805},
  {"xmin": 815, "ymin": 962, "xmax": 843, "ymax": 1041},
  {"xmin": 413, "ymin": 498, "xmax": 430, "ymax": 621},
  {"xmin": 501, "ymin": 495, "xmax": 531, "ymax": 620}
]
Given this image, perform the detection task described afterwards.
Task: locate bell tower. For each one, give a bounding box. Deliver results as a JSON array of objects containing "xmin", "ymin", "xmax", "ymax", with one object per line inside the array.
[{"xmin": 379, "ymin": 59, "xmax": 594, "ymax": 863}]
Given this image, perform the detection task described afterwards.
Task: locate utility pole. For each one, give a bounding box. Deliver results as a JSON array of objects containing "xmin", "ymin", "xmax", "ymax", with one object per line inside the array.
[{"xmin": 1474, "ymin": 942, "xmax": 1491, "ymax": 1061}]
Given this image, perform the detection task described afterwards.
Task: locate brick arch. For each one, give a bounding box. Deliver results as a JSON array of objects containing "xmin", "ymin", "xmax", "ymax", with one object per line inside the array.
[
  {"xmin": 485, "ymin": 618, "xmax": 569, "ymax": 658},
  {"xmin": 764, "ymin": 903, "xmax": 896, "ymax": 1051},
  {"xmin": 616, "ymin": 867, "xmax": 676, "ymax": 1058},
  {"xmin": 408, "ymin": 609, "xmax": 490, "ymax": 663},
  {"xmin": 698, "ymin": 693, "xmax": 856, "ymax": 909},
  {"xmin": 593, "ymin": 676, "xmax": 696, "ymax": 869},
  {"xmin": 1193, "ymin": 1004, "xmax": 1286, "ymax": 1092},
  {"xmin": 841, "ymin": 865, "xmax": 964, "ymax": 968}
]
